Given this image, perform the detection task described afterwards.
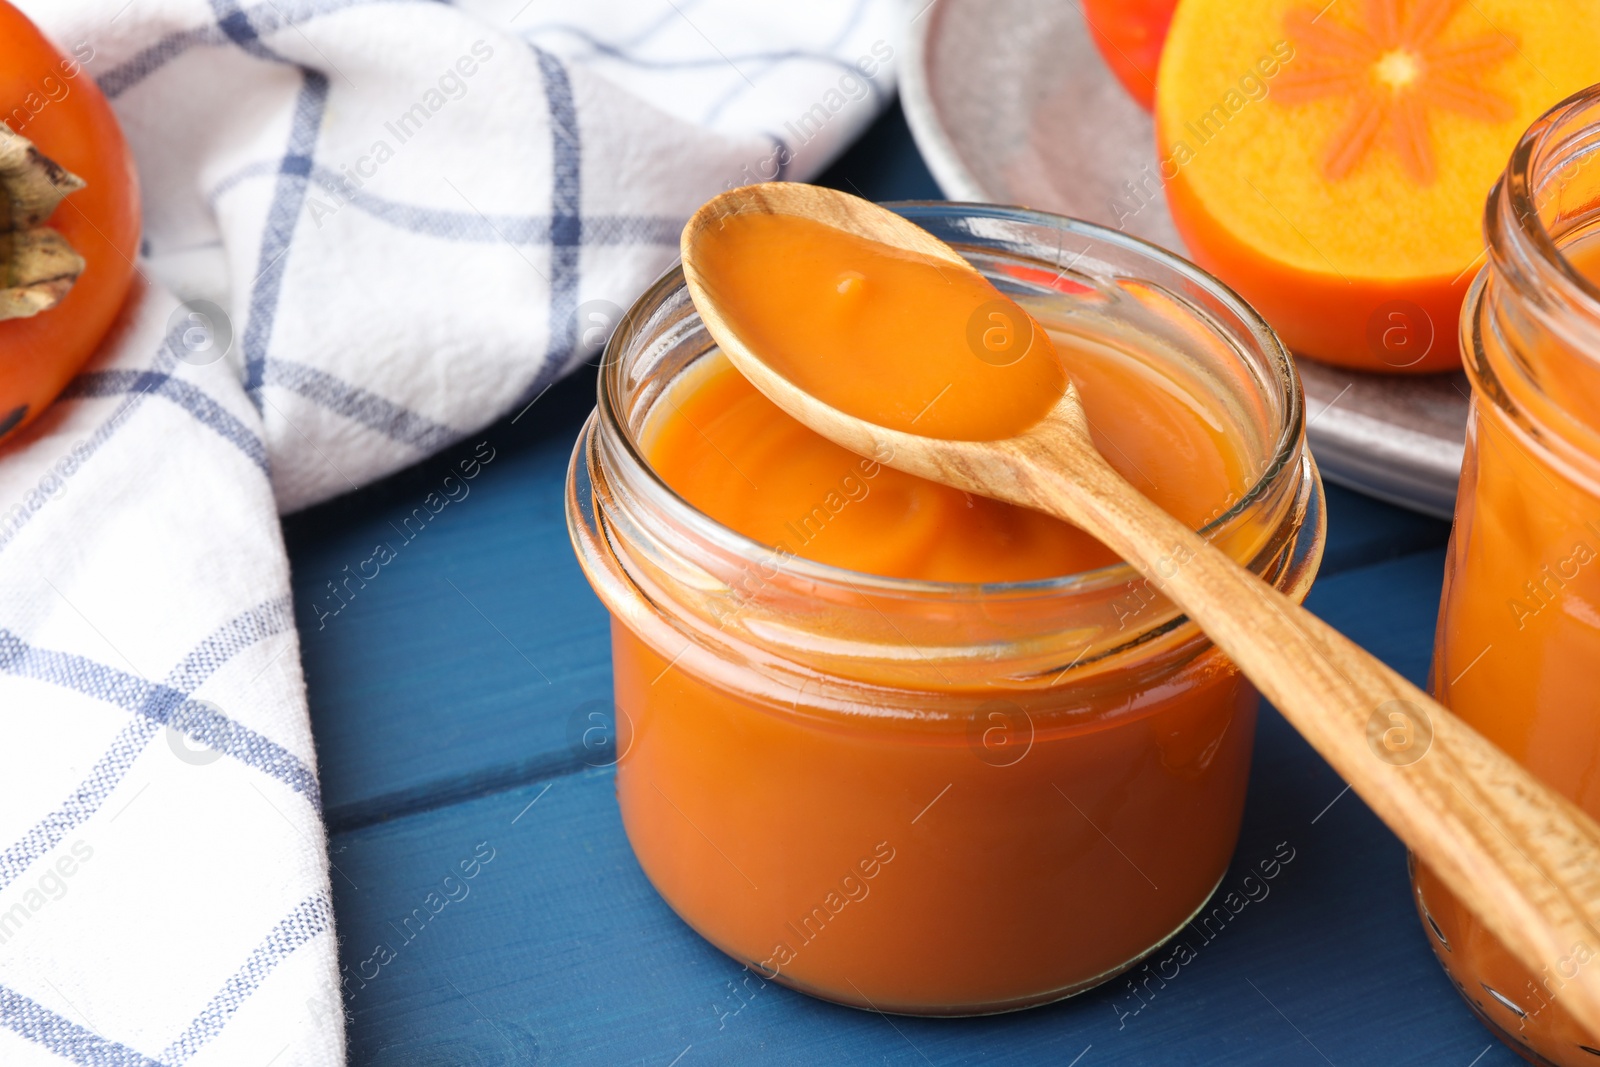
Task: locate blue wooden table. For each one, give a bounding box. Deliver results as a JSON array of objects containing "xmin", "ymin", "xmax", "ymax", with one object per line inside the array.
[{"xmin": 283, "ymin": 101, "xmax": 1515, "ymax": 1066}]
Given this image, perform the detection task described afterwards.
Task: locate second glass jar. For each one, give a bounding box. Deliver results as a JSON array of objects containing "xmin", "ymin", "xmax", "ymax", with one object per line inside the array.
[{"xmin": 1420, "ymin": 86, "xmax": 1600, "ymax": 1066}]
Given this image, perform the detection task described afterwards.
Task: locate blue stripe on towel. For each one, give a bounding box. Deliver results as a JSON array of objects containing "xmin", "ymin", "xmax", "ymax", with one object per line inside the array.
[
  {"xmin": 261, "ymin": 359, "xmax": 459, "ymax": 451},
  {"xmin": 160, "ymin": 894, "xmax": 335, "ymax": 1064},
  {"xmin": 210, "ymin": 0, "xmax": 294, "ymax": 65},
  {"xmin": 520, "ymin": 3, "xmax": 686, "ymax": 54},
  {"xmin": 538, "ymin": 44, "xmax": 581, "ymax": 340},
  {"xmin": 0, "ymin": 600, "xmax": 295, "ymax": 892},
  {"xmin": 700, "ymin": 0, "xmax": 878, "ymax": 126},
  {"xmin": 531, "ymin": 35, "xmax": 876, "ymax": 83},
  {"xmin": 209, "ymin": 159, "xmax": 682, "ymax": 245},
  {"xmin": 0, "ymin": 328, "xmax": 188, "ymax": 558},
  {"xmin": 63, "ymin": 371, "xmax": 270, "ymax": 474},
  {"xmin": 0, "ymin": 985, "xmax": 167, "ymax": 1067},
  {"xmin": 71, "ymin": 331, "xmax": 456, "ymax": 461},
  {"xmin": 0, "ymin": 720, "xmax": 158, "ymax": 892},
  {"xmin": 243, "ymin": 71, "xmax": 330, "ymax": 402},
  {"xmin": 103, "ymin": 0, "xmax": 443, "ymax": 99},
  {"xmin": 516, "ymin": 46, "xmax": 583, "ymax": 407},
  {"xmin": 0, "ymin": 630, "xmax": 321, "ymax": 810},
  {"xmin": 164, "ymin": 596, "xmax": 296, "ymax": 694},
  {"xmin": 100, "ymin": 25, "xmax": 225, "ymax": 99}
]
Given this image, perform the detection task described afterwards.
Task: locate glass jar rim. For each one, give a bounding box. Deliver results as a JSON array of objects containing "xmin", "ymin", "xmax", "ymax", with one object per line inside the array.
[
  {"xmin": 595, "ymin": 201, "xmax": 1305, "ymax": 602},
  {"xmin": 1472, "ymin": 82, "xmax": 1600, "ymax": 486},
  {"xmin": 1500, "ymin": 85, "xmax": 1600, "ymax": 313},
  {"xmin": 1497, "ymin": 86, "xmax": 1600, "ymax": 295}
]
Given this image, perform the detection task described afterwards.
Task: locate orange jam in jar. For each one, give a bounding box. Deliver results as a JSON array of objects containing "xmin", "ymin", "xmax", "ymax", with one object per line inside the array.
[
  {"xmin": 567, "ymin": 204, "xmax": 1325, "ymax": 1014},
  {"xmin": 1418, "ymin": 87, "xmax": 1600, "ymax": 1065}
]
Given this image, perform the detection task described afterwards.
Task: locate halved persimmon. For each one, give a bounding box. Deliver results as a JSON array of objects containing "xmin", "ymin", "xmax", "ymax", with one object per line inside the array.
[
  {"xmin": 1, "ymin": 1, "xmax": 140, "ymax": 441},
  {"xmin": 1156, "ymin": 0, "xmax": 1600, "ymax": 372}
]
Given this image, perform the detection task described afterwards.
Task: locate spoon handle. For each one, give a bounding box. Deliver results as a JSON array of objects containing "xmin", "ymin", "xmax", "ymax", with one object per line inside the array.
[{"xmin": 1038, "ymin": 444, "xmax": 1600, "ymax": 1036}]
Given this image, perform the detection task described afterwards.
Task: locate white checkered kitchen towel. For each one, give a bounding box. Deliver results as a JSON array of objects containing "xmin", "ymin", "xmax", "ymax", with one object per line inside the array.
[{"xmin": 0, "ymin": 1, "xmax": 899, "ymax": 1063}]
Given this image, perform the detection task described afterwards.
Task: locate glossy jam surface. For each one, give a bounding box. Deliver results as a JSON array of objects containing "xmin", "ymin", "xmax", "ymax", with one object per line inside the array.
[
  {"xmin": 646, "ymin": 342, "xmax": 1246, "ymax": 583},
  {"xmin": 691, "ymin": 211, "xmax": 1066, "ymax": 440},
  {"xmin": 1421, "ymin": 237, "xmax": 1600, "ymax": 1062}
]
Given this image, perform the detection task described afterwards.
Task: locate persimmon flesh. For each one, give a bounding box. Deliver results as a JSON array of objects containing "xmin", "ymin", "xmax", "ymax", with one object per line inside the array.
[{"xmin": 1156, "ymin": 0, "xmax": 1600, "ymax": 372}]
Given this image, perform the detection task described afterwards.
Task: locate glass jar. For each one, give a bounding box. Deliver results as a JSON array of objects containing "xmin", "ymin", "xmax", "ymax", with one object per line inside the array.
[
  {"xmin": 566, "ymin": 203, "xmax": 1325, "ymax": 1015},
  {"xmin": 1418, "ymin": 86, "xmax": 1600, "ymax": 1065}
]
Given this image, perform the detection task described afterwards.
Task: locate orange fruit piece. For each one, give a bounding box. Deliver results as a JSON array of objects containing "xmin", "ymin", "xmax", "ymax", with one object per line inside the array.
[
  {"xmin": 1156, "ymin": 0, "xmax": 1600, "ymax": 372},
  {"xmin": 1082, "ymin": 0, "xmax": 1179, "ymax": 111},
  {"xmin": 0, "ymin": 1, "xmax": 141, "ymax": 442}
]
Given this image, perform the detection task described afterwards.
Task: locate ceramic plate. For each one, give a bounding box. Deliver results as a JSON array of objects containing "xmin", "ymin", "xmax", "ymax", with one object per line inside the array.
[{"xmin": 899, "ymin": 0, "xmax": 1468, "ymax": 518}]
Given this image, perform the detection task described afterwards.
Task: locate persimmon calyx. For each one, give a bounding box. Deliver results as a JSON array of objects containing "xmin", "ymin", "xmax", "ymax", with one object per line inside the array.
[{"xmin": 0, "ymin": 125, "xmax": 87, "ymax": 321}]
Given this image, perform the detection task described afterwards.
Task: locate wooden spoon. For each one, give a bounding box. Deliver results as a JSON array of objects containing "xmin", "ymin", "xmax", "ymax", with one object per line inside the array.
[{"xmin": 682, "ymin": 182, "xmax": 1600, "ymax": 1034}]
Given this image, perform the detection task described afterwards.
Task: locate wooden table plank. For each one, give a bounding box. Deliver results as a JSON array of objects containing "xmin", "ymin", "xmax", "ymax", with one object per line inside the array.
[
  {"xmin": 328, "ymin": 547, "xmax": 1513, "ymax": 1065},
  {"xmin": 283, "ymin": 367, "xmax": 609, "ymax": 832},
  {"xmin": 1318, "ymin": 483, "xmax": 1451, "ymax": 575}
]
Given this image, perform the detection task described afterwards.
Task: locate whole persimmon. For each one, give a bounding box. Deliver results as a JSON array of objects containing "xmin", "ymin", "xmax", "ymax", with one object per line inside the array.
[
  {"xmin": 1, "ymin": 2, "xmax": 140, "ymax": 442},
  {"xmin": 1082, "ymin": 0, "xmax": 1179, "ymax": 111}
]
